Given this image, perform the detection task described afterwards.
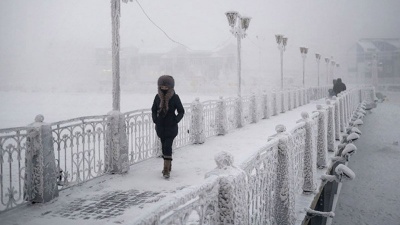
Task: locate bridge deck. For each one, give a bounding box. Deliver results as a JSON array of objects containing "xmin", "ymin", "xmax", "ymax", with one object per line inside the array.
[{"xmin": 1, "ymin": 98, "xmax": 333, "ymax": 225}]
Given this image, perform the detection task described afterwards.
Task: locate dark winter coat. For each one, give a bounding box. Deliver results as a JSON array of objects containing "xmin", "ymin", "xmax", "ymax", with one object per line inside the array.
[
  {"xmin": 151, "ymin": 90, "xmax": 185, "ymax": 138},
  {"xmin": 333, "ymin": 78, "xmax": 346, "ymax": 96}
]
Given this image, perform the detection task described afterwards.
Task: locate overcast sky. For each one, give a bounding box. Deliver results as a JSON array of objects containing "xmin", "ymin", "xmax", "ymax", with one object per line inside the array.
[{"xmin": 1, "ymin": 0, "xmax": 399, "ymax": 89}]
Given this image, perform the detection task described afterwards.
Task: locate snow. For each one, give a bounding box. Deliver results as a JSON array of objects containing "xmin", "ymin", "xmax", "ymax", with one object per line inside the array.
[{"xmin": 331, "ymin": 92, "xmax": 400, "ymax": 225}]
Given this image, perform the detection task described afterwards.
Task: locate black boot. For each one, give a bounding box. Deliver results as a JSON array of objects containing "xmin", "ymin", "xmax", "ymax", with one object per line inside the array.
[{"xmin": 163, "ymin": 160, "xmax": 171, "ymax": 178}]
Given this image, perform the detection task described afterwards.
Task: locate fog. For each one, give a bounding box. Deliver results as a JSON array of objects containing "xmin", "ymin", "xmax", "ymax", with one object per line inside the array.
[{"xmin": 1, "ymin": 0, "xmax": 399, "ymax": 94}]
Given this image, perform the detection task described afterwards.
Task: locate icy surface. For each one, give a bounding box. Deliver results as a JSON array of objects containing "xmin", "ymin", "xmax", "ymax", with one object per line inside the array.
[{"xmin": 332, "ymin": 92, "xmax": 400, "ymax": 225}]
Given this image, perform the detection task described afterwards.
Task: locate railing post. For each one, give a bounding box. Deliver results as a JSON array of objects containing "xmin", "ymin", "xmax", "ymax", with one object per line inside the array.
[
  {"xmin": 105, "ymin": 111, "xmax": 129, "ymax": 174},
  {"xmin": 190, "ymin": 98, "xmax": 206, "ymax": 144},
  {"xmin": 206, "ymin": 151, "xmax": 248, "ymax": 224},
  {"xmin": 262, "ymin": 92, "xmax": 270, "ymax": 119},
  {"xmin": 250, "ymin": 93, "xmax": 258, "ymax": 123},
  {"xmin": 272, "ymin": 92, "xmax": 278, "ymax": 116},
  {"xmin": 315, "ymin": 105, "xmax": 328, "ymax": 169},
  {"xmin": 235, "ymin": 97, "xmax": 244, "ymax": 128},
  {"xmin": 326, "ymin": 100, "xmax": 336, "ymax": 153},
  {"xmin": 293, "ymin": 90, "xmax": 298, "ymax": 108},
  {"xmin": 338, "ymin": 93, "xmax": 346, "ymax": 132},
  {"xmin": 270, "ymin": 125, "xmax": 296, "ymax": 225},
  {"xmin": 281, "ymin": 91, "xmax": 286, "ymax": 113},
  {"xmin": 332, "ymin": 96, "xmax": 341, "ymax": 141},
  {"xmin": 297, "ymin": 112, "xmax": 316, "ymax": 194},
  {"xmin": 216, "ymin": 97, "xmax": 228, "ymax": 136},
  {"xmin": 288, "ymin": 90, "xmax": 292, "ymax": 111},
  {"xmin": 25, "ymin": 114, "xmax": 59, "ymax": 203},
  {"xmin": 300, "ymin": 89, "xmax": 304, "ymax": 106}
]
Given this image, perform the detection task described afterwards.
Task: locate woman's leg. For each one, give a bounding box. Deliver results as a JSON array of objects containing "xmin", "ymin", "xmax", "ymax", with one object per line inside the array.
[
  {"xmin": 161, "ymin": 137, "xmax": 174, "ymax": 178},
  {"xmin": 162, "ymin": 137, "xmax": 174, "ymax": 160}
]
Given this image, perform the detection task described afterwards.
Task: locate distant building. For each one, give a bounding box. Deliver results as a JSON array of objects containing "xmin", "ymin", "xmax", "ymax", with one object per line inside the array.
[
  {"xmin": 356, "ymin": 38, "xmax": 400, "ymax": 84},
  {"xmin": 95, "ymin": 43, "xmax": 236, "ymax": 91}
]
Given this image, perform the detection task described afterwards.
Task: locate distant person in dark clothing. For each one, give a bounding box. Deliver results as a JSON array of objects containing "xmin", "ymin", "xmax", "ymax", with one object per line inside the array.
[
  {"xmin": 151, "ymin": 75, "xmax": 185, "ymax": 178},
  {"xmin": 328, "ymin": 79, "xmax": 337, "ymax": 97},
  {"xmin": 333, "ymin": 78, "xmax": 346, "ymax": 96}
]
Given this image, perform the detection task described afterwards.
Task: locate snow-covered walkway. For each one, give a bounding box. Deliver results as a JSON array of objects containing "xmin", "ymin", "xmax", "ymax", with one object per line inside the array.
[
  {"xmin": 1, "ymin": 98, "xmax": 329, "ymax": 225},
  {"xmin": 332, "ymin": 97, "xmax": 400, "ymax": 225}
]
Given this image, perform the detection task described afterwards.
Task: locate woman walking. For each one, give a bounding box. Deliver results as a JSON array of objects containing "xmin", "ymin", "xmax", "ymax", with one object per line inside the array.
[{"xmin": 151, "ymin": 75, "xmax": 185, "ymax": 178}]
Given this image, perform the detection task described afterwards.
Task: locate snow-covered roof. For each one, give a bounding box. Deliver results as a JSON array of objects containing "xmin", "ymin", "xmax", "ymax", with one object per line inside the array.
[{"xmin": 358, "ymin": 40, "xmax": 378, "ymax": 52}]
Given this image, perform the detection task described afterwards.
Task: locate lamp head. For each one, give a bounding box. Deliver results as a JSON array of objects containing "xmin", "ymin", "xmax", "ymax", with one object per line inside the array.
[
  {"xmin": 300, "ymin": 47, "xmax": 308, "ymax": 55},
  {"xmin": 275, "ymin": 34, "xmax": 284, "ymax": 44},
  {"xmin": 315, "ymin": 53, "xmax": 321, "ymax": 60},
  {"xmin": 325, "ymin": 57, "xmax": 330, "ymax": 63},
  {"xmin": 225, "ymin": 11, "xmax": 239, "ymax": 27},
  {"xmin": 240, "ymin": 17, "xmax": 251, "ymax": 30},
  {"xmin": 282, "ymin": 37, "xmax": 288, "ymax": 46}
]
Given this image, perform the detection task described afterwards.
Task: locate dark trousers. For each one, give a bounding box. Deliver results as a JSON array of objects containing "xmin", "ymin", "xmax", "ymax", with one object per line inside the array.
[{"xmin": 161, "ymin": 137, "xmax": 175, "ymax": 160}]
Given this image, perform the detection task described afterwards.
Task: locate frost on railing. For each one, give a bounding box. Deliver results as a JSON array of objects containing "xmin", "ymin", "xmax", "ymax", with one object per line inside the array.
[
  {"xmin": 242, "ymin": 96, "xmax": 251, "ymax": 125},
  {"xmin": 272, "ymin": 92, "xmax": 278, "ymax": 116},
  {"xmin": 124, "ymin": 109, "xmax": 156, "ymax": 163},
  {"xmin": 241, "ymin": 138, "xmax": 279, "ymax": 225},
  {"xmin": 313, "ymin": 105, "xmax": 328, "ymax": 169},
  {"xmin": 297, "ymin": 112, "xmax": 317, "ymax": 193},
  {"xmin": 134, "ymin": 176, "xmax": 220, "ymax": 225},
  {"xmin": 289, "ymin": 123, "xmax": 306, "ymax": 194},
  {"xmin": 0, "ymin": 126, "xmax": 29, "ymax": 212},
  {"xmin": 225, "ymin": 97, "xmax": 238, "ymax": 130},
  {"xmin": 51, "ymin": 115, "xmax": 108, "ymax": 189},
  {"xmin": 202, "ymin": 100, "xmax": 218, "ymax": 138},
  {"xmin": 175, "ymin": 104, "xmax": 192, "ymax": 148},
  {"xmin": 269, "ymin": 125, "xmax": 296, "ymax": 225}
]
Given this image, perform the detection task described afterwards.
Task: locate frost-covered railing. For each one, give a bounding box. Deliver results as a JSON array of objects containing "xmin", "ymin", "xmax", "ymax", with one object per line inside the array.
[
  {"xmin": 0, "ymin": 85, "xmax": 369, "ymax": 214},
  {"xmin": 134, "ymin": 175, "xmax": 220, "ymax": 225},
  {"xmin": 0, "ymin": 126, "xmax": 29, "ymax": 212},
  {"xmin": 51, "ymin": 115, "xmax": 108, "ymax": 190},
  {"xmin": 241, "ymin": 138, "xmax": 280, "ymax": 224},
  {"xmin": 131, "ymin": 86, "xmax": 375, "ymax": 225}
]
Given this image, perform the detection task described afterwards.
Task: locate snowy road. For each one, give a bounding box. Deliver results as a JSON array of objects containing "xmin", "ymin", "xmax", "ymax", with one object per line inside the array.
[{"xmin": 332, "ymin": 92, "xmax": 400, "ymax": 225}]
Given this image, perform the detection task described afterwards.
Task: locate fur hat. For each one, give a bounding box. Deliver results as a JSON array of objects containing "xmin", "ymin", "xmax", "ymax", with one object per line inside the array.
[{"xmin": 158, "ymin": 75, "xmax": 175, "ymax": 89}]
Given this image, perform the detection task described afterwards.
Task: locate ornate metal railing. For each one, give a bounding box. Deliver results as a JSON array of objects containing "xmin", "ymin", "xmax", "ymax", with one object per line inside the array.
[
  {"xmin": 0, "ymin": 86, "xmax": 371, "ymax": 214},
  {"xmin": 202, "ymin": 100, "xmax": 218, "ymax": 138},
  {"xmin": 0, "ymin": 126, "xmax": 29, "ymax": 212},
  {"xmin": 225, "ymin": 97, "xmax": 238, "ymax": 131},
  {"xmin": 51, "ymin": 115, "xmax": 108, "ymax": 190},
  {"xmin": 124, "ymin": 109, "xmax": 158, "ymax": 163},
  {"xmin": 241, "ymin": 138, "xmax": 280, "ymax": 225},
  {"xmin": 175, "ymin": 104, "xmax": 192, "ymax": 148},
  {"xmin": 289, "ymin": 123, "xmax": 306, "ymax": 194}
]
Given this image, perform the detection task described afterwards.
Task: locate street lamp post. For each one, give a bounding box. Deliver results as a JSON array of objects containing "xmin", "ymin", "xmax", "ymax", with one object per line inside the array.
[
  {"xmin": 336, "ymin": 63, "xmax": 340, "ymax": 78},
  {"xmin": 331, "ymin": 60, "xmax": 336, "ymax": 81},
  {"xmin": 325, "ymin": 57, "xmax": 330, "ymax": 85},
  {"xmin": 225, "ymin": 11, "xmax": 251, "ymax": 97},
  {"xmin": 372, "ymin": 54, "xmax": 378, "ymax": 88},
  {"xmin": 300, "ymin": 47, "xmax": 308, "ymax": 88},
  {"xmin": 275, "ymin": 35, "xmax": 288, "ymax": 90},
  {"xmin": 315, "ymin": 53, "xmax": 321, "ymax": 86},
  {"xmin": 111, "ymin": 0, "xmax": 132, "ymax": 111}
]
